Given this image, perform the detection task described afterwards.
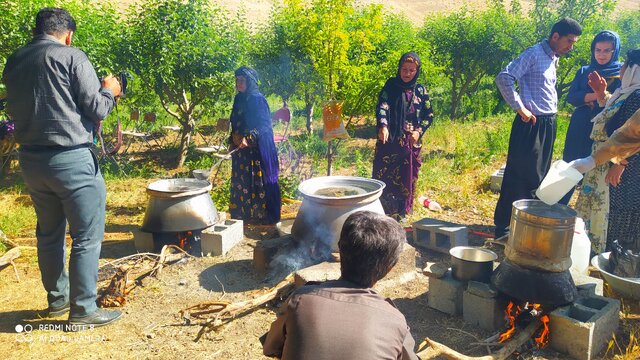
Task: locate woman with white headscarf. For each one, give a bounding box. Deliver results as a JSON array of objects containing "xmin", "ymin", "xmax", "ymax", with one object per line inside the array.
[{"xmin": 573, "ymin": 49, "xmax": 640, "ymax": 252}]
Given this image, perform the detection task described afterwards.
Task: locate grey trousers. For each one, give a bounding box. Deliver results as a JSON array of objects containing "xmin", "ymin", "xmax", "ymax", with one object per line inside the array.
[{"xmin": 19, "ymin": 147, "xmax": 106, "ymax": 317}]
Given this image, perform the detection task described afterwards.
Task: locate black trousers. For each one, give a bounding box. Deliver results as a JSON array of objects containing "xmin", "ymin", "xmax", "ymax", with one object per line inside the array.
[{"xmin": 494, "ymin": 114, "xmax": 557, "ymax": 237}]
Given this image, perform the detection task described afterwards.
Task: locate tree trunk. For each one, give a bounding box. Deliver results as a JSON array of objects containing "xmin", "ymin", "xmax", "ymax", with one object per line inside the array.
[
  {"xmin": 176, "ymin": 115, "xmax": 194, "ymax": 168},
  {"xmin": 305, "ymin": 91, "xmax": 314, "ymax": 134},
  {"xmin": 450, "ymin": 76, "xmax": 459, "ymax": 121}
]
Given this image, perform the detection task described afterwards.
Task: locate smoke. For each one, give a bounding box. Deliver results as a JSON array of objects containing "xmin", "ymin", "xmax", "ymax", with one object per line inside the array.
[{"xmin": 266, "ymin": 205, "xmax": 336, "ymax": 282}]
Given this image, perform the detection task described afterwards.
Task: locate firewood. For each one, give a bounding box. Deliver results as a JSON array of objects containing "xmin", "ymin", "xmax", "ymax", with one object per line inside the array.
[
  {"xmin": 417, "ymin": 318, "xmax": 541, "ymax": 360},
  {"xmin": 0, "ymin": 247, "xmax": 20, "ymax": 267},
  {"xmin": 180, "ymin": 275, "xmax": 296, "ymax": 342}
]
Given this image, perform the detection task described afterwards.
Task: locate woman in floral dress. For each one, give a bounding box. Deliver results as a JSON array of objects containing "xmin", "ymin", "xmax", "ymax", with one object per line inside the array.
[
  {"xmin": 228, "ymin": 67, "xmax": 281, "ymax": 225},
  {"xmin": 372, "ymin": 52, "xmax": 434, "ymax": 219},
  {"xmin": 576, "ymin": 49, "xmax": 640, "ymax": 252}
]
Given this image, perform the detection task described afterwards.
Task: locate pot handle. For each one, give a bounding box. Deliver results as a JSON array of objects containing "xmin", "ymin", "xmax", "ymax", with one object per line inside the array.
[{"xmin": 485, "ymin": 234, "xmax": 508, "ymax": 247}]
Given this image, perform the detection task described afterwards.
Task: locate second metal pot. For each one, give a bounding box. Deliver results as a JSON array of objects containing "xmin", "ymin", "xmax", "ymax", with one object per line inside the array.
[
  {"xmin": 141, "ymin": 178, "xmax": 218, "ymax": 233},
  {"xmin": 450, "ymin": 246, "xmax": 498, "ymax": 283},
  {"xmin": 505, "ymin": 199, "xmax": 577, "ymax": 272}
]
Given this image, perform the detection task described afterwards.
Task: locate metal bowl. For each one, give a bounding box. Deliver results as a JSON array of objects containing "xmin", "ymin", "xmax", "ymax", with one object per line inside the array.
[
  {"xmin": 591, "ymin": 252, "xmax": 640, "ymax": 300},
  {"xmin": 450, "ymin": 246, "xmax": 498, "ymax": 283}
]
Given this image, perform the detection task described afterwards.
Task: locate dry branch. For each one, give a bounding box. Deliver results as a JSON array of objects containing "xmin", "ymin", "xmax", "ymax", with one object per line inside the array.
[
  {"xmin": 417, "ymin": 318, "xmax": 541, "ymax": 360},
  {"xmin": 0, "ymin": 247, "xmax": 20, "ymax": 267},
  {"xmin": 179, "ymin": 275, "xmax": 296, "ymax": 342},
  {"xmin": 97, "ymin": 245, "xmax": 190, "ymax": 307}
]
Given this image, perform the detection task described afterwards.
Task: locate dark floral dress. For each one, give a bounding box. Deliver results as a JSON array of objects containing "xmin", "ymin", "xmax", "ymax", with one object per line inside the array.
[{"xmin": 372, "ymin": 83, "xmax": 433, "ymax": 217}]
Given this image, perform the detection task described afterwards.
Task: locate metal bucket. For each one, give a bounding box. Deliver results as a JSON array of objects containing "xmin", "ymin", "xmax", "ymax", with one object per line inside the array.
[
  {"xmin": 505, "ymin": 199, "xmax": 576, "ymax": 272},
  {"xmin": 291, "ymin": 176, "xmax": 385, "ymax": 251},
  {"xmin": 141, "ymin": 178, "xmax": 217, "ymax": 233}
]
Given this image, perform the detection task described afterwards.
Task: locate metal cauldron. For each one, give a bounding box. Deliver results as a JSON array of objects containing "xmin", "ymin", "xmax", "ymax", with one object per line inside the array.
[
  {"xmin": 505, "ymin": 199, "xmax": 577, "ymax": 272},
  {"xmin": 291, "ymin": 176, "xmax": 385, "ymax": 251},
  {"xmin": 141, "ymin": 178, "xmax": 218, "ymax": 233}
]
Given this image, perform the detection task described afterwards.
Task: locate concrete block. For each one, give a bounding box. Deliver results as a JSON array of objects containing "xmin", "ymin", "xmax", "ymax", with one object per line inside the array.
[
  {"xmin": 463, "ymin": 284, "xmax": 505, "ymax": 331},
  {"xmin": 571, "ymin": 270, "xmax": 604, "ymax": 296},
  {"xmin": 201, "ymin": 219, "xmax": 244, "ymax": 256},
  {"xmin": 466, "ymin": 280, "xmax": 497, "ymax": 298},
  {"xmin": 490, "ymin": 166, "xmax": 505, "ymax": 192},
  {"xmin": 412, "ymin": 218, "xmax": 468, "ymax": 254},
  {"xmin": 423, "ymin": 262, "xmax": 449, "ymax": 278},
  {"xmin": 294, "ymin": 262, "xmax": 341, "ymax": 287},
  {"xmin": 294, "ymin": 243, "xmax": 417, "ymax": 289},
  {"xmin": 133, "ymin": 229, "xmax": 154, "ymax": 253},
  {"xmin": 253, "ymin": 235, "xmax": 293, "ymax": 273},
  {"xmin": 428, "ymin": 270, "xmax": 465, "ymax": 316},
  {"xmin": 549, "ymin": 294, "xmax": 620, "ymax": 360}
]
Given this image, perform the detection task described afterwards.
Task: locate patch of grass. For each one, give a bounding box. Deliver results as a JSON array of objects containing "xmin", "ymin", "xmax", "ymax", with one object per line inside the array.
[{"xmin": 0, "ymin": 200, "xmax": 36, "ymax": 238}]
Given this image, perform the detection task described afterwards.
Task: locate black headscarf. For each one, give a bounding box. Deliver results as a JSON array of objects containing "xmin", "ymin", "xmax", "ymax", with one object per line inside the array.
[
  {"xmin": 235, "ymin": 66, "xmax": 260, "ymax": 96},
  {"xmin": 380, "ymin": 52, "xmax": 422, "ymax": 141},
  {"xmin": 588, "ymin": 30, "xmax": 622, "ymax": 79}
]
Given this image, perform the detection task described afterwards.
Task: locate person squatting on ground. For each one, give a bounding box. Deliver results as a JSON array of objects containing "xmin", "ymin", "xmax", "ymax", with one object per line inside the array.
[
  {"xmin": 262, "ymin": 210, "xmax": 419, "ymax": 360},
  {"xmin": 2, "ymin": 7, "xmax": 122, "ymax": 329},
  {"xmin": 372, "ymin": 52, "xmax": 434, "ymax": 221},
  {"xmin": 493, "ymin": 18, "xmax": 583, "ymax": 238}
]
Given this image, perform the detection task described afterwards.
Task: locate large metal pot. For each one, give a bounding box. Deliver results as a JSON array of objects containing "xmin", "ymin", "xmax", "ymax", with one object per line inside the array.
[
  {"xmin": 450, "ymin": 246, "xmax": 497, "ymax": 283},
  {"xmin": 291, "ymin": 176, "xmax": 385, "ymax": 251},
  {"xmin": 141, "ymin": 178, "xmax": 217, "ymax": 233},
  {"xmin": 505, "ymin": 199, "xmax": 577, "ymax": 272}
]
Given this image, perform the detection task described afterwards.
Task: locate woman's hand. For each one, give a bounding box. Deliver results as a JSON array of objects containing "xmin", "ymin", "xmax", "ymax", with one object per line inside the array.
[
  {"xmin": 378, "ymin": 127, "xmax": 389, "ymax": 144},
  {"xmin": 410, "ymin": 130, "xmax": 420, "ymax": 146},
  {"xmin": 232, "ymin": 132, "xmax": 243, "ymax": 147},
  {"xmin": 605, "ymin": 164, "xmax": 625, "ymax": 187},
  {"xmin": 239, "ymin": 137, "xmax": 249, "ymax": 149},
  {"xmin": 588, "ymin": 71, "xmax": 607, "ymax": 101}
]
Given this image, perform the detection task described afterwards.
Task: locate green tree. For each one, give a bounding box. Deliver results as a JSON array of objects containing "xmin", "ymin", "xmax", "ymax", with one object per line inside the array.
[
  {"xmin": 121, "ymin": 0, "xmax": 247, "ymax": 168},
  {"xmin": 0, "ymin": 0, "xmax": 120, "ymax": 75},
  {"xmin": 252, "ymin": 0, "xmax": 323, "ymax": 133},
  {"xmin": 420, "ymin": 5, "xmax": 530, "ymax": 120}
]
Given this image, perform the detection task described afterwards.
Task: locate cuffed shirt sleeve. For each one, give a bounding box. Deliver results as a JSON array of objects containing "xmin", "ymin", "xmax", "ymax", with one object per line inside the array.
[
  {"xmin": 401, "ymin": 327, "xmax": 419, "ymax": 360},
  {"xmin": 71, "ymin": 58, "xmax": 115, "ymax": 123}
]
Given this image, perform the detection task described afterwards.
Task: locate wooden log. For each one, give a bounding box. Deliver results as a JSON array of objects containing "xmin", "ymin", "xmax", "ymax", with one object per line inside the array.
[
  {"xmin": 417, "ymin": 318, "xmax": 541, "ymax": 360},
  {"xmin": 0, "ymin": 247, "xmax": 20, "ymax": 267}
]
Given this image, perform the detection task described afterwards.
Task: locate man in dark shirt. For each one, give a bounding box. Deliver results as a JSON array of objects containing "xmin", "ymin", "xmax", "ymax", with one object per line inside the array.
[
  {"xmin": 3, "ymin": 8, "xmax": 122, "ymax": 330},
  {"xmin": 262, "ymin": 211, "xmax": 419, "ymax": 360}
]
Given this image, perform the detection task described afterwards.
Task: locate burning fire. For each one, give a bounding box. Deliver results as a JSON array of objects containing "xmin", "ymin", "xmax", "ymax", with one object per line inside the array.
[
  {"xmin": 499, "ymin": 301, "xmax": 550, "ymax": 348},
  {"xmin": 178, "ymin": 231, "xmax": 193, "ymax": 250}
]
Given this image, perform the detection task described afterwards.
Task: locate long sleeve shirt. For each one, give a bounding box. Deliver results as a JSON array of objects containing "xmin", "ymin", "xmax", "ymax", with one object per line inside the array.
[
  {"xmin": 2, "ymin": 34, "xmax": 115, "ymax": 147},
  {"xmin": 496, "ymin": 40, "xmax": 559, "ymax": 116},
  {"xmin": 263, "ymin": 280, "xmax": 419, "ymax": 360}
]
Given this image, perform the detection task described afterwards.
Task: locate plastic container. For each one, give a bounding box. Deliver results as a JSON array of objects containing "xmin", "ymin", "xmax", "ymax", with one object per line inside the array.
[
  {"xmin": 418, "ymin": 196, "xmax": 442, "ymax": 211},
  {"xmin": 570, "ymin": 217, "xmax": 591, "ymax": 275},
  {"xmin": 536, "ymin": 160, "xmax": 583, "ymax": 205}
]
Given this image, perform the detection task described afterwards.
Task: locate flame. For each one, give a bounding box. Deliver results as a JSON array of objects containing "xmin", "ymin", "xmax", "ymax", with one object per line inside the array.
[
  {"xmin": 499, "ymin": 302, "xmax": 550, "ymax": 348},
  {"xmin": 499, "ymin": 301, "xmax": 522, "ymax": 342},
  {"xmin": 534, "ymin": 314, "xmax": 550, "ymax": 348},
  {"xmin": 178, "ymin": 231, "xmax": 192, "ymax": 250}
]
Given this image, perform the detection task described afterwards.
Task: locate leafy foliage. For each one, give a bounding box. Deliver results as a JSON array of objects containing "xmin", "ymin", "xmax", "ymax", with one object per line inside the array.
[{"xmin": 120, "ymin": 0, "xmax": 247, "ymax": 167}]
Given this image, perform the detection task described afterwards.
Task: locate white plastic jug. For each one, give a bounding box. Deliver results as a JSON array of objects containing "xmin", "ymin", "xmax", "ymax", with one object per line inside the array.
[
  {"xmin": 570, "ymin": 217, "xmax": 591, "ymax": 275},
  {"xmin": 536, "ymin": 160, "xmax": 583, "ymax": 205}
]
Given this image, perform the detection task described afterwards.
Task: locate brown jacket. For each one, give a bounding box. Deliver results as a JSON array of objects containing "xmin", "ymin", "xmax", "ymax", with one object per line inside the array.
[
  {"xmin": 593, "ymin": 108, "xmax": 640, "ymax": 165},
  {"xmin": 262, "ymin": 280, "xmax": 419, "ymax": 360}
]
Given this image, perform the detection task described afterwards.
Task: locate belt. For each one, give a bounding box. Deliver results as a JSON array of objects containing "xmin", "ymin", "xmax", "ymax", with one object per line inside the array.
[{"xmin": 20, "ymin": 143, "xmax": 91, "ymax": 152}]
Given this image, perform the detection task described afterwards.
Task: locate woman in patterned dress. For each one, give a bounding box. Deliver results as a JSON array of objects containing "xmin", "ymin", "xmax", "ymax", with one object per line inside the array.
[
  {"xmin": 228, "ymin": 67, "xmax": 281, "ymax": 225},
  {"xmin": 372, "ymin": 52, "xmax": 434, "ymax": 219},
  {"xmin": 576, "ymin": 49, "xmax": 640, "ymax": 252}
]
